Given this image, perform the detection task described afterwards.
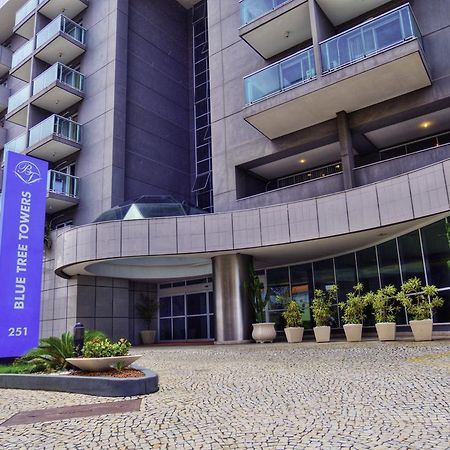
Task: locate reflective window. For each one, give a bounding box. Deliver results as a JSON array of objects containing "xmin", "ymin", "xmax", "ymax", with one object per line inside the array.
[
  {"xmin": 377, "ymin": 240, "xmax": 401, "ymax": 288},
  {"xmin": 313, "ymin": 259, "xmax": 335, "ymax": 291},
  {"xmin": 398, "ymin": 230, "xmax": 425, "ymax": 283}
]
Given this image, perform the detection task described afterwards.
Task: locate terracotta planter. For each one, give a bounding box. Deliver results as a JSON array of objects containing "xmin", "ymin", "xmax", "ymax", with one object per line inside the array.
[
  {"xmin": 410, "ymin": 319, "xmax": 433, "ymax": 341},
  {"xmin": 252, "ymin": 323, "xmax": 276, "ymax": 343},
  {"xmin": 284, "ymin": 327, "xmax": 304, "ymax": 343},
  {"xmin": 313, "ymin": 326, "xmax": 330, "ymax": 343},
  {"xmin": 343, "ymin": 324, "xmax": 362, "ymax": 342},
  {"xmin": 375, "ymin": 322, "xmax": 396, "ymax": 341},
  {"xmin": 140, "ymin": 330, "xmax": 156, "ymax": 345},
  {"xmin": 66, "ymin": 355, "xmax": 143, "ymax": 371}
]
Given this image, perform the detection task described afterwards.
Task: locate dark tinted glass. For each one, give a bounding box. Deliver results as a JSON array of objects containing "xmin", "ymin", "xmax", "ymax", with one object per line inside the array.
[
  {"xmin": 335, "ymin": 253, "xmax": 357, "ymax": 302},
  {"xmin": 377, "ymin": 240, "xmax": 401, "ymax": 288},
  {"xmin": 267, "ymin": 267, "xmax": 289, "ymax": 286},
  {"xmin": 159, "ymin": 319, "xmax": 171, "ymax": 340},
  {"xmin": 313, "ymin": 259, "xmax": 335, "ymax": 291},
  {"xmin": 159, "ymin": 297, "xmax": 171, "ymax": 317},
  {"xmin": 172, "ymin": 295, "xmax": 185, "ymax": 316},
  {"xmin": 356, "ymin": 247, "xmax": 380, "ymax": 292},
  {"xmin": 173, "ymin": 318, "xmax": 186, "ymax": 340},
  {"xmin": 209, "ymin": 315, "xmax": 215, "ymax": 339},
  {"xmin": 290, "ymin": 264, "xmax": 312, "ymax": 285},
  {"xmin": 398, "ymin": 230, "xmax": 425, "ymax": 283},
  {"xmin": 187, "ymin": 293, "xmax": 207, "ymax": 315},
  {"xmin": 187, "ymin": 316, "xmax": 208, "ymax": 339},
  {"xmin": 421, "ymin": 220, "xmax": 450, "ymax": 288},
  {"xmin": 434, "ymin": 290, "xmax": 450, "ymax": 323}
]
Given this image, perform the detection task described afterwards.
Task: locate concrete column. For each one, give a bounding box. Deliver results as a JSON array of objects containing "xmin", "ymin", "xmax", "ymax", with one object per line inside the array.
[
  {"xmin": 337, "ymin": 111, "xmax": 355, "ymax": 189},
  {"xmin": 212, "ymin": 254, "xmax": 254, "ymax": 344}
]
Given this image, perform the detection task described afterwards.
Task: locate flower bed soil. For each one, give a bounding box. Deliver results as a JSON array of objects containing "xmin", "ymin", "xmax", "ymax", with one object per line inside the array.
[{"xmin": 70, "ymin": 368, "xmax": 145, "ymax": 378}]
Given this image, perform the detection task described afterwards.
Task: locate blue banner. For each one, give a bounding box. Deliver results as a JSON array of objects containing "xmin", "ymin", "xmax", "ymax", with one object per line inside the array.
[{"xmin": 0, "ymin": 152, "xmax": 48, "ymax": 358}]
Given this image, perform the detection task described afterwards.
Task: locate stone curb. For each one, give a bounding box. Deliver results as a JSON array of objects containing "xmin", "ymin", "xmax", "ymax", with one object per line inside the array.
[{"xmin": 0, "ymin": 368, "xmax": 158, "ymax": 397}]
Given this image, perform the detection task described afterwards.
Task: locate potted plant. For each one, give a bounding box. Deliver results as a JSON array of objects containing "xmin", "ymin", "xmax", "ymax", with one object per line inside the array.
[
  {"xmin": 339, "ymin": 283, "xmax": 367, "ymax": 342},
  {"xmin": 246, "ymin": 267, "xmax": 275, "ymax": 343},
  {"xmin": 281, "ymin": 299, "xmax": 304, "ymax": 343},
  {"xmin": 368, "ymin": 285, "xmax": 398, "ymax": 341},
  {"xmin": 136, "ymin": 295, "xmax": 159, "ymax": 345},
  {"xmin": 66, "ymin": 337, "xmax": 142, "ymax": 371},
  {"xmin": 396, "ymin": 277, "xmax": 444, "ymax": 341},
  {"xmin": 311, "ymin": 285, "xmax": 337, "ymax": 343}
]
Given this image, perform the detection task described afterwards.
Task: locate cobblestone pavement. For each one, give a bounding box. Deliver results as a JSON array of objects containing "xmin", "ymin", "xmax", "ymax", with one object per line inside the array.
[{"xmin": 0, "ymin": 340, "xmax": 449, "ymax": 449}]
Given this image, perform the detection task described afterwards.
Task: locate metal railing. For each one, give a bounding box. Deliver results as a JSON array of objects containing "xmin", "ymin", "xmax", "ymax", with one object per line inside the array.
[
  {"xmin": 240, "ymin": 0, "xmax": 291, "ymax": 26},
  {"xmin": 11, "ymin": 39, "xmax": 34, "ymax": 69},
  {"xmin": 321, "ymin": 4, "xmax": 422, "ymax": 73},
  {"xmin": 7, "ymin": 84, "xmax": 31, "ymax": 113},
  {"xmin": 15, "ymin": 0, "xmax": 37, "ymax": 26},
  {"xmin": 36, "ymin": 15, "xmax": 86, "ymax": 48},
  {"xmin": 244, "ymin": 46, "xmax": 315, "ymax": 105},
  {"xmin": 47, "ymin": 170, "xmax": 79, "ymax": 198},
  {"xmin": 275, "ymin": 162, "xmax": 342, "ymax": 189},
  {"xmin": 33, "ymin": 63, "xmax": 85, "ymax": 95},
  {"xmin": 29, "ymin": 115, "xmax": 81, "ymax": 147}
]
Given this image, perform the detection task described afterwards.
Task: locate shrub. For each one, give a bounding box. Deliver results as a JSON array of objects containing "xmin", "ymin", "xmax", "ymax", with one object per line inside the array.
[
  {"xmin": 136, "ymin": 295, "xmax": 159, "ymax": 329},
  {"xmin": 82, "ymin": 338, "xmax": 131, "ymax": 358},
  {"xmin": 311, "ymin": 285, "xmax": 337, "ymax": 327},
  {"xmin": 282, "ymin": 300, "xmax": 303, "ymax": 328},
  {"xmin": 396, "ymin": 277, "xmax": 444, "ymax": 321},
  {"xmin": 17, "ymin": 330, "xmax": 106, "ymax": 373},
  {"xmin": 245, "ymin": 266, "xmax": 270, "ymax": 323},
  {"xmin": 339, "ymin": 283, "xmax": 368, "ymax": 325},
  {"xmin": 368, "ymin": 285, "xmax": 398, "ymax": 323}
]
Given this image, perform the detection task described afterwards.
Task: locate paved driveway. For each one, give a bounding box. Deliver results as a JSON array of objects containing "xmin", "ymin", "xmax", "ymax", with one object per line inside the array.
[{"xmin": 0, "ymin": 340, "xmax": 449, "ymax": 449}]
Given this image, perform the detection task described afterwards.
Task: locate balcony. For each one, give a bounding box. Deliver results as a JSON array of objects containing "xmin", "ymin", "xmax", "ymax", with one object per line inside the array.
[
  {"xmin": 27, "ymin": 114, "xmax": 81, "ymax": 162},
  {"xmin": 244, "ymin": 46, "xmax": 315, "ymax": 104},
  {"xmin": 239, "ymin": 0, "xmax": 311, "ymax": 59},
  {"xmin": 31, "ymin": 63, "xmax": 85, "ymax": 113},
  {"xmin": 4, "ymin": 132, "xmax": 28, "ymax": 154},
  {"xmin": 46, "ymin": 169, "xmax": 79, "ymax": 213},
  {"xmin": 0, "ymin": 45, "xmax": 12, "ymax": 78},
  {"xmin": 13, "ymin": 0, "xmax": 37, "ymax": 39},
  {"xmin": 244, "ymin": 5, "xmax": 431, "ymax": 139},
  {"xmin": 0, "ymin": 84, "xmax": 9, "ymax": 112},
  {"xmin": 35, "ymin": 15, "xmax": 86, "ymax": 66},
  {"xmin": 38, "ymin": 0, "xmax": 88, "ymax": 21},
  {"xmin": 6, "ymin": 84, "xmax": 30, "ymax": 125},
  {"xmin": 10, "ymin": 39, "xmax": 34, "ymax": 82},
  {"xmin": 316, "ymin": 0, "xmax": 393, "ymax": 27}
]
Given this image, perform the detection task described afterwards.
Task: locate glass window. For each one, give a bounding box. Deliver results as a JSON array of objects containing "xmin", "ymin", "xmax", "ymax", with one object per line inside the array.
[
  {"xmin": 398, "ymin": 230, "xmax": 425, "ymax": 283},
  {"xmin": 159, "ymin": 318, "xmax": 171, "ymax": 340},
  {"xmin": 209, "ymin": 315, "xmax": 215, "ymax": 339},
  {"xmin": 421, "ymin": 220, "xmax": 450, "ymax": 288},
  {"xmin": 356, "ymin": 247, "xmax": 380, "ymax": 292},
  {"xmin": 434, "ymin": 290, "xmax": 450, "ymax": 323},
  {"xmin": 159, "ymin": 297, "xmax": 171, "ymax": 318},
  {"xmin": 290, "ymin": 264, "xmax": 312, "ymax": 285},
  {"xmin": 172, "ymin": 295, "xmax": 185, "ymax": 317},
  {"xmin": 208, "ymin": 292, "xmax": 215, "ymax": 314},
  {"xmin": 268, "ymin": 286, "xmax": 289, "ymax": 311},
  {"xmin": 173, "ymin": 318, "xmax": 186, "ymax": 340},
  {"xmin": 267, "ymin": 267, "xmax": 289, "ymax": 286},
  {"xmin": 187, "ymin": 293, "xmax": 207, "ymax": 315},
  {"xmin": 187, "ymin": 316, "xmax": 208, "ymax": 339},
  {"xmin": 335, "ymin": 254, "xmax": 357, "ymax": 302},
  {"xmin": 377, "ymin": 240, "xmax": 402, "ymax": 288},
  {"xmin": 313, "ymin": 259, "xmax": 335, "ymax": 291}
]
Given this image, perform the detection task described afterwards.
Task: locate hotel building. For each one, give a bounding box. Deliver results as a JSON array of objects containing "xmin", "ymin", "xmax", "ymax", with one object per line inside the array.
[{"xmin": 0, "ymin": 0, "xmax": 449, "ymax": 343}]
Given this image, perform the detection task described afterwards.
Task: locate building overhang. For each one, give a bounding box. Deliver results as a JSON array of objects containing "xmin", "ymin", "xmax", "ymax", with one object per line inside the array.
[
  {"xmin": 31, "ymin": 81, "xmax": 84, "ymax": 114},
  {"xmin": 239, "ymin": 0, "xmax": 311, "ymax": 59},
  {"xmin": 37, "ymin": 0, "xmax": 88, "ymax": 21},
  {"xmin": 46, "ymin": 191, "xmax": 79, "ymax": 213},
  {"xmin": 35, "ymin": 32, "xmax": 86, "ymax": 66},
  {"xmin": 244, "ymin": 40, "xmax": 431, "ymax": 139},
  {"xmin": 26, "ymin": 135, "xmax": 81, "ymax": 162},
  {"xmin": 54, "ymin": 160, "xmax": 450, "ymax": 280}
]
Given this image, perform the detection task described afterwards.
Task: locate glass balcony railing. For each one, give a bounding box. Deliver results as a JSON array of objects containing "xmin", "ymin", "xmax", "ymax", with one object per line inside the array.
[
  {"xmin": 240, "ymin": 0, "xmax": 291, "ymax": 26},
  {"xmin": 47, "ymin": 170, "xmax": 79, "ymax": 198},
  {"xmin": 33, "ymin": 63, "xmax": 85, "ymax": 96},
  {"xmin": 36, "ymin": 15, "xmax": 86, "ymax": 49},
  {"xmin": 15, "ymin": 0, "xmax": 38, "ymax": 26},
  {"xmin": 29, "ymin": 115, "xmax": 81, "ymax": 147},
  {"xmin": 4, "ymin": 133, "xmax": 28, "ymax": 153},
  {"xmin": 244, "ymin": 46, "xmax": 316, "ymax": 105},
  {"xmin": 320, "ymin": 5, "xmax": 422, "ymax": 74},
  {"xmin": 7, "ymin": 84, "xmax": 31, "ymax": 113},
  {"xmin": 11, "ymin": 39, "xmax": 34, "ymax": 69}
]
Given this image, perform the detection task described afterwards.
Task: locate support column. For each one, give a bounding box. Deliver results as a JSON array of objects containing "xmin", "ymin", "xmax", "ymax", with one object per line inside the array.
[
  {"xmin": 213, "ymin": 254, "xmax": 254, "ymax": 344},
  {"xmin": 337, "ymin": 111, "xmax": 355, "ymax": 189}
]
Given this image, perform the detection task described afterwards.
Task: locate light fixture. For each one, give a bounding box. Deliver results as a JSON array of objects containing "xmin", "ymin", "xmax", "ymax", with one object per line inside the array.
[
  {"xmin": 285, "ymin": 31, "xmax": 290, "ymax": 38},
  {"xmin": 299, "ymin": 159, "xmax": 306, "ymax": 164},
  {"xmin": 335, "ymin": 164, "xmax": 340, "ymax": 169},
  {"xmin": 420, "ymin": 120, "xmax": 432, "ymax": 129}
]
